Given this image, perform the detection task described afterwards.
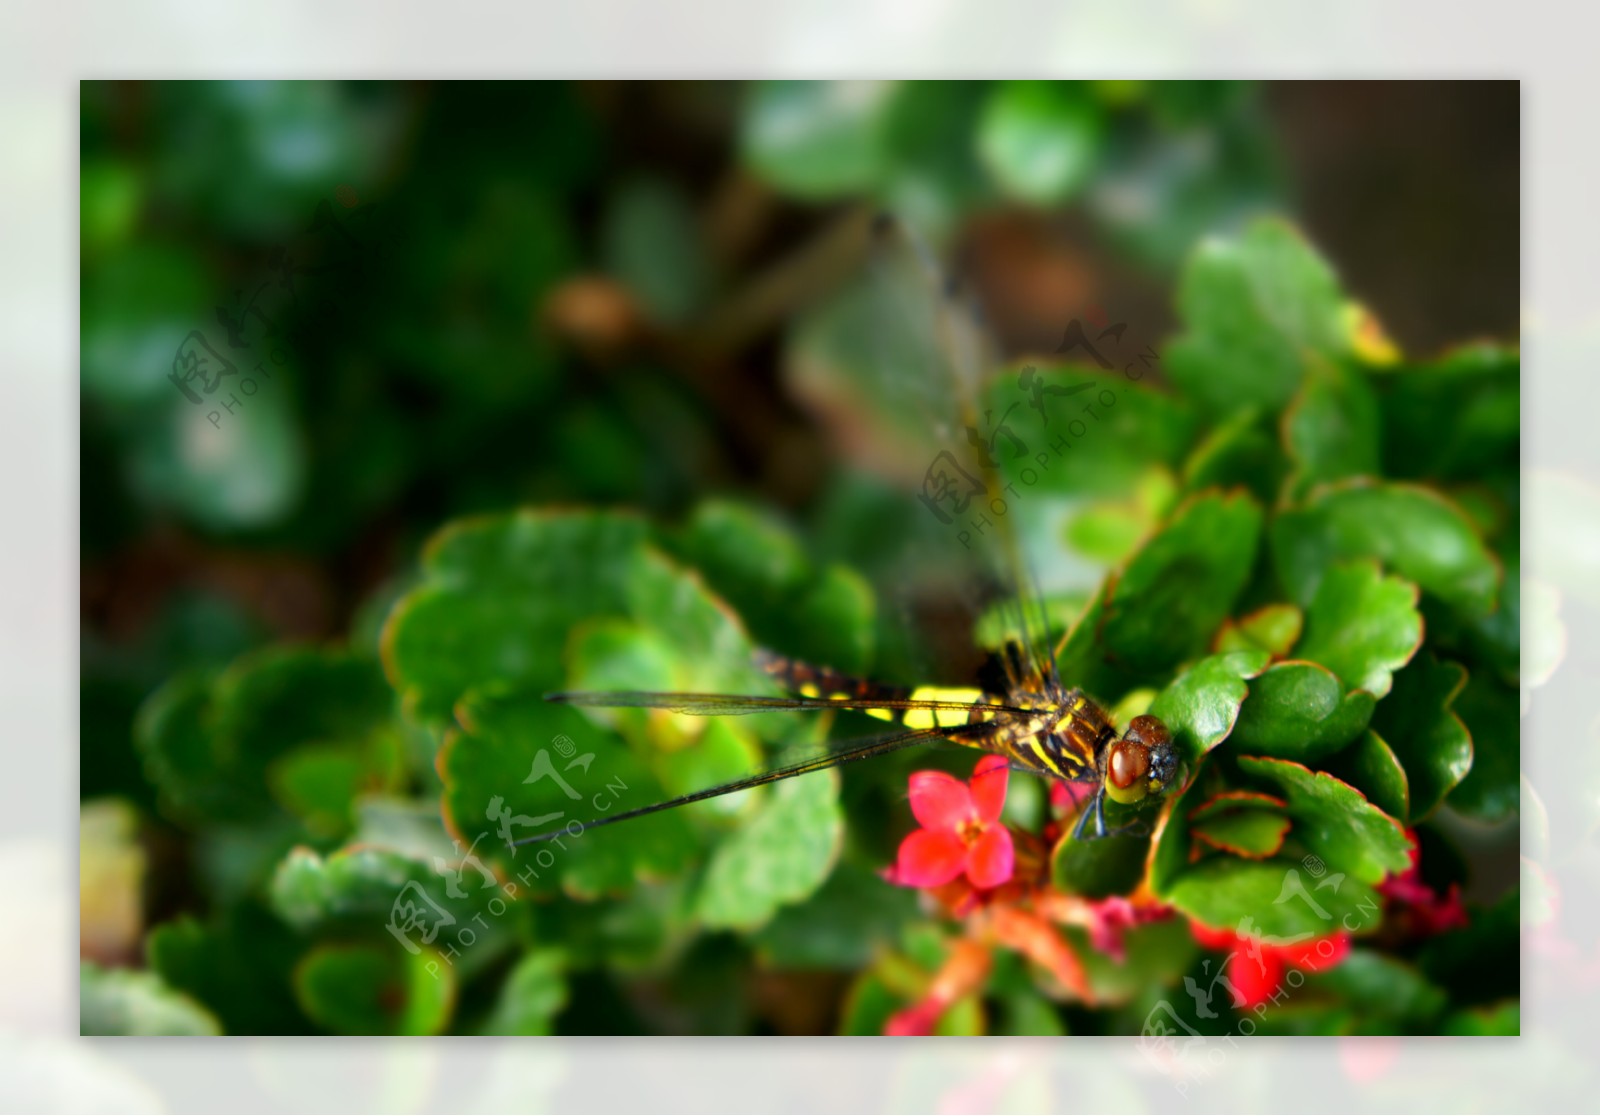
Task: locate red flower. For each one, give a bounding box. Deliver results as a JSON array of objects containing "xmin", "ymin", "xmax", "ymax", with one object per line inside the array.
[
  {"xmin": 1082, "ymin": 896, "xmax": 1171, "ymax": 963},
  {"xmin": 888, "ymin": 754, "xmax": 1014, "ymax": 890},
  {"xmin": 1378, "ymin": 834, "xmax": 1468, "ymax": 936},
  {"xmin": 1190, "ymin": 921, "xmax": 1350, "ymax": 1009}
]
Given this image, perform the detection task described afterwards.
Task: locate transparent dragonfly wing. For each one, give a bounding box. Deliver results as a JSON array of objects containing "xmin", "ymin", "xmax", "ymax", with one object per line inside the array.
[{"xmin": 786, "ymin": 213, "xmax": 1065, "ymax": 691}]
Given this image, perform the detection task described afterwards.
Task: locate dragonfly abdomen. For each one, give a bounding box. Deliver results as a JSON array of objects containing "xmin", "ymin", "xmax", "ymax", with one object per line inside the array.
[{"xmin": 754, "ymin": 648, "xmax": 1004, "ymax": 731}]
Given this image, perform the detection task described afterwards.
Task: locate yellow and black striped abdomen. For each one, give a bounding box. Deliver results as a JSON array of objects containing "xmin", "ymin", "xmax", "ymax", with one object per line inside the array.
[{"xmin": 754, "ymin": 649, "xmax": 1005, "ymax": 729}]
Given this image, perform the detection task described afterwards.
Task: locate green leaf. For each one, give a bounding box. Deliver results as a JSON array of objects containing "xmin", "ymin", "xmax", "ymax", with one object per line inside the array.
[
  {"xmin": 1148, "ymin": 773, "xmax": 1211, "ymax": 897},
  {"xmin": 1229, "ymin": 661, "xmax": 1375, "ymax": 762},
  {"xmin": 135, "ymin": 647, "xmax": 396, "ymax": 827},
  {"xmin": 1165, "ymin": 219, "xmax": 1350, "ymax": 416},
  {"xmin": 1308, "ymin": 949, "xmax": 1446, "ymax": 1027},
  {"xmin": 293, "ymin": 941, "xmax": 455, "ymax": 1036},
  {"xmin": 696, "ymin": 768, "xmax": 844, "ymax": 932},
  {"xmin": 1443, "ymin": 1001, "xmax": 1520, "ymax": 1036},
  {"xmin": 146, "ymin": 905, "xmax": 308, "ymax": 1035},
  {"xmin": 989, "ymin": 368, "xmax": 1199, "ymax": 501},
  {"xmin": 839, "ymin": 970, "xmax": 899, "ymax": 1036},
  {"xmin": 1282, "ymin": 358, "xmax": 1380, "ymax": 497},
  {"xmin": 977, "ymin": 81, "xmax": 1104, "ymax": 206},
  {"xmin": 1292, "ymin": 560, "xmax": 1422, "ymax": 699},
  {"xmin": 1147, "ymin": 649, "xmax": 1269, "ymax": 772},
  {"xmin": 480, "ymin": 949, "xmax": 568, "ymax": 1036},
  {"xmin": 1324, "ymin": 730, "xmax": 1410, "ymax": 823},
  {"xmin": 1065, "ymin": 917, "xmax": 1198, "ymax": 1006},
  {"xmin": 81, "ymin": 960, "xmax": 221, "ymax": 1036},
  {"xmin": 1376, "ymin": 343, "xmax": 1519, "ymax": 484},
  {"xmin": 996, "ymin": 987, "xmax": 1067, "ymax": 1036},
  {"xmin": 1098, "ymin": 490, "xmax": 1264, "ymax": 675},
  {"xmin": 1236, "ymin": 756, "xmax": 1412, "ymax": 885},
  {"xmin": 1181, "ymin": 409, "xmax": 1286, "ymax": 504},
  {"xmin": 381, "ymin": 510, "xmax": 653, "ymax": 724},
  {"xmin": 1213, "ymin": 603, "xmax": 1302, "ymax": 658},
  {"xmin": 1448, "ymin": 673, "xmax": 1519, "ymax": 823},
  {"xmin": 1191, "ymin": 808, "xmax": 1290, "ymax": 859},
  {"xmin": 1052, "ymin": 828, "xmax": 1149, "ymax": 899},
  {"xmin": 438, "ymin": 690, "xmax": 700, "ymax": 900},
  {"xmin": 1370, "ymin": 655, "xmax": 1472, "ymax": 821},
  {"xmin": 752, "ymin": 861, "xmax": 921, "ymax": 969},
  {"xmin": 1165, "ymin": 858, "xmax": 1381, "ymax": 940},
  {"xmin": 668, "ymin": 500, "xmax": 877, "ymax": 674},
  {"xmin": 1271, "ymin": 482, "xmax": 1500, "ymax": 619},
  {"xmin": 740, "ymin": 81, "xmax": 891, "ymax": 199}
]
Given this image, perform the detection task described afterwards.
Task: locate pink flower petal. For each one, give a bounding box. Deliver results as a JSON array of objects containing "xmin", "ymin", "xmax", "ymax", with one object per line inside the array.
[
  {"xmin": 965, "ymin": 823, "xmax": 1015, "ymax": 889},
  {"xmin": 892, "ymin": 828, "xmax": 969, "ymax": 888},
  {"xmin": 969, "ymin": 754, "xmax": 1011, "ymax": 823},
  {"xmin": 908, "ymin": 769, "xmax": 974, "ymax": 831}
]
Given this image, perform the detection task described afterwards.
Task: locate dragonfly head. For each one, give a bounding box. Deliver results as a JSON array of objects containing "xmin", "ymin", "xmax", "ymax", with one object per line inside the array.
[{"xmin": 1103, "ymin": 714, "xmax": 1177, "ymax": 805}]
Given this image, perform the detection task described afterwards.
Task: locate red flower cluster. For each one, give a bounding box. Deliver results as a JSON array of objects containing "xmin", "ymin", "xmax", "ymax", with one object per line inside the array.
[
  {"xmin": 1378, "ymin": 835, "xmax": 1468, "ymax": 936},
  {"xmin": 886, "ymin": 754, "xmax": 1015, "ymax": 891}
]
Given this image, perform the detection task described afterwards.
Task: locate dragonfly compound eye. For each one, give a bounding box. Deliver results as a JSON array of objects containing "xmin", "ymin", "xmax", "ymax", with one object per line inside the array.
[
  {"xmin": 1105, "ymin": 739, "xmax": 1151, "ymax": 804},
  {"xmin": 1105, "ymin": 715, "xmax": 1177, "ymax": 805}
]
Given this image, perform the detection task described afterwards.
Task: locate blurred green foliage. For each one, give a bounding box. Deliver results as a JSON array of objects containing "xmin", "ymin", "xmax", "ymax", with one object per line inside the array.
[{"xmin": 81, "ymin": 81, "xmax": 1518, "ymax": 1037}]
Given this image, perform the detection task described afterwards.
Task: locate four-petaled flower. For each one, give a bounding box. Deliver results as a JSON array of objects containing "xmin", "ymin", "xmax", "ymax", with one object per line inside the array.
[{"xmin": 887, "ymin": 754, "xmax": 1015, "ymax": 890}]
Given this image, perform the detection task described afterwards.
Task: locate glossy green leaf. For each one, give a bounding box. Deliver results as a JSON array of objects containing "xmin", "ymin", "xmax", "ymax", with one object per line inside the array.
[
  {"xmin": 1213, "ymin": 603, "xmax": 1302, "ymax": 658},
  {"xmin": 1165, "ymin": 858, "xmax": 1380, "ymax": 940},
  {"xmin": 294, "ymin": 941, "xmax": 455, "ymax": 1036},
  {"xmin": 1229, "ymin": 661, "xmax": 1375, "ymax": 763},
  {"xmin": 696, "ymin": 768, "xmax": 844, "ymax": 931},
  {"xmin": 1148, "ymin": 773, "xmax": 1211, "ymax": 897},
  {"xmin": 1282, "ymin": 358, "xmax": 1380, "ymax": 497},
  {"xmin": 1191, "ymin": 808, "xmax": 1290, "ymax": 858},
  {"xmin": 81, "ymin": 960, "xmax": 221, "ymax": 1036},
  {"xmin": 1099, "ymin": 490, "xmax": 1264, "ymax": 674},
  {"xmin": 1271, "ymin": 482, "xmax": 1500, "ymax": 618},
  {"xmin": 1164, "ymin": 219, "xmax": 1350, "ymax": 416},
  {"xmin": 1324, "ymin": 730, "xmax": 1410, "ymax": 823},
  {"xmin": 1370, "ymin": 655, "xmax": 1472, "ymax": 821},
  {"xmin": 1236, "ymin": 756, "xmax": 1412, "ymax": 886},
  {"xmin": 1448, "ymin": 673, "xmax": 1520, "ymax": 823},
  {"xmin": 978, "ymin": 81, "xmax": 1104, "ymax": 205},
  {"xmin": 1052, "ymin": 827, "xmax": 1149, "ymax": 899},
  {"xmin": 1147, "ymin": 649, "xmax": 1270, "ymax": 771},
  {"xmin": 1292, "ymin": 560, "xmax": 1422, "ymax": 699}
]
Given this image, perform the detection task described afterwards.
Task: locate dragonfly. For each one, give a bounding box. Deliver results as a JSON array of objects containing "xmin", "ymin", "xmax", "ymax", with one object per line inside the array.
[{"xmin": 512, "ymin": 213, "xmax": 1177, "ymax": 850}]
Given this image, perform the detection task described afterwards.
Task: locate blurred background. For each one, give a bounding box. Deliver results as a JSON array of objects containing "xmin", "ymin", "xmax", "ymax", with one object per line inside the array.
[{"xmin": 79, "ymin": 80, "xmax": 1521, "ymax": 1034}]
